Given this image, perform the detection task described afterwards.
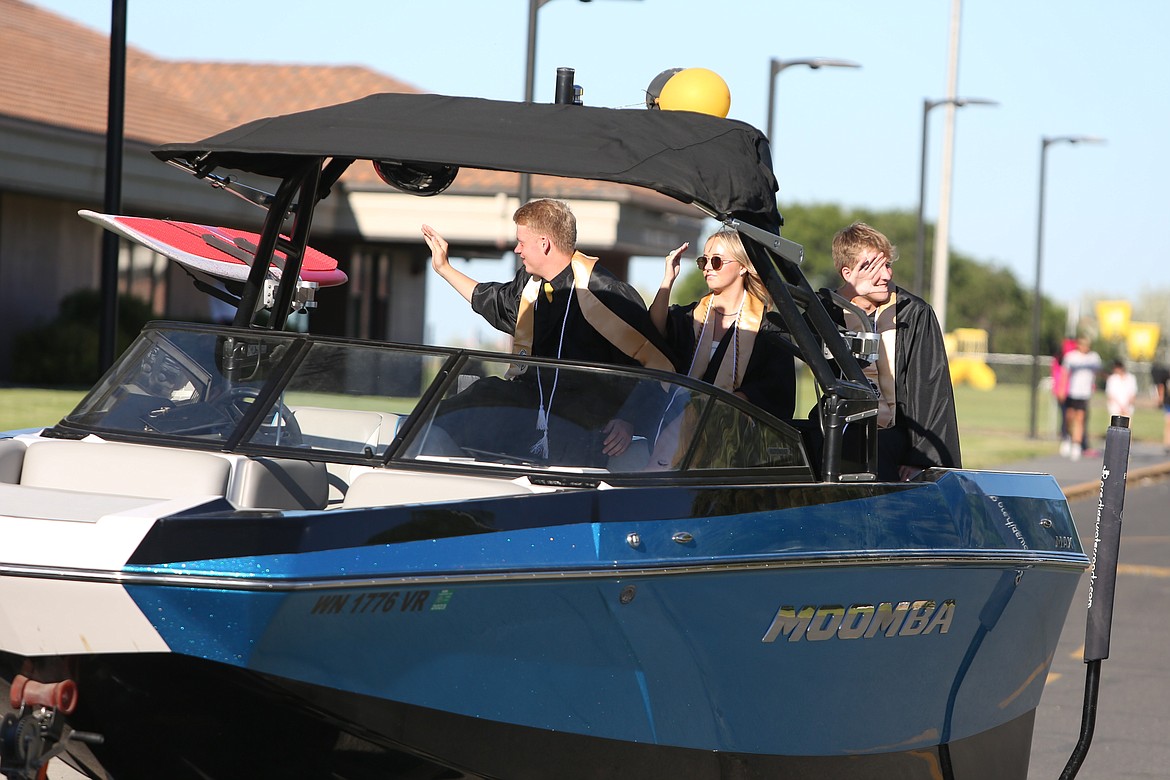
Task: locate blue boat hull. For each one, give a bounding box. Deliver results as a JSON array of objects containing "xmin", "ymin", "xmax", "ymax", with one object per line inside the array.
[
  {"xmin": 38, "ymin": 469, "xmax": 1085, "ymax": 778},
  {"xmin": 124, "ymin": 559, "xmax": 1076, "ymax": 757}
]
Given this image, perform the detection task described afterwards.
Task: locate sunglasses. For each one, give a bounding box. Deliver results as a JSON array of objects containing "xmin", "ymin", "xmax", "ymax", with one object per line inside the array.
[{"xmin": 695, "ymin": 255, "xmax": 740, "ymax": 271}]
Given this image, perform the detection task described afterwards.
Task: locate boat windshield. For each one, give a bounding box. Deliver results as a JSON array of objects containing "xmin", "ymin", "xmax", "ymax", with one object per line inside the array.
[{"xmin": 59, "ymin": 323, "xmax": 810, "ymax": 477}]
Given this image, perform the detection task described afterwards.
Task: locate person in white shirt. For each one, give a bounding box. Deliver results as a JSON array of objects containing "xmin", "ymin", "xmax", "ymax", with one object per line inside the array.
[
  {"xmin": 1104, "ymin": 360, "xmax": 1138, "ymax": 419},
  {"xmin": 1060, "ymin": 336, "xmax": 1101, "ymax": 460}
]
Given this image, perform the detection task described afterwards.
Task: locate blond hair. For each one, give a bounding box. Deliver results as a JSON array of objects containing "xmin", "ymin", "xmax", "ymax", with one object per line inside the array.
[
  {"xmin": 705, "ymin": 228, "xmax": 772, "ymax": 308},
  {"xmin": 831, "ymin": 222, "xmax": 898, "ymax": 274},
  {"xmin": 514, "ymin": 199, "xmax": 577, "ymax": 254}
]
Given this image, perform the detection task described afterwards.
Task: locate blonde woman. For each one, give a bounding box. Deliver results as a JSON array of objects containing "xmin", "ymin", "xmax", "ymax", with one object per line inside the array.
[{"xmin": 651, "ymin": 228, "xmax": 796, "ymax": 420}]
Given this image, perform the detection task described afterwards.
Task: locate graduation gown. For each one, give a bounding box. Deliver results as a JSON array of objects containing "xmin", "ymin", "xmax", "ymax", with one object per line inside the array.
[
  {"xmin": 663, "ymin": 300, "xmax": 797, "ymax": 420},
  {"xmin": 472, "ymin": 259, "xmax": 671, "ymax": 373},
  {"xmin": 436, "ymin": 259, "xmax": 673, "ymax": 464},
  {"xmin": 818, "ymin": 285, "xmax": 962, "ymax": 472}
]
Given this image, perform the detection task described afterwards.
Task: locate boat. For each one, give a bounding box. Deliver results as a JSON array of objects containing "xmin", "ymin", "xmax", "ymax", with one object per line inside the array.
[{"xmin": 0, "ymin": 91, "xmax": 1093, "ymax": 780}]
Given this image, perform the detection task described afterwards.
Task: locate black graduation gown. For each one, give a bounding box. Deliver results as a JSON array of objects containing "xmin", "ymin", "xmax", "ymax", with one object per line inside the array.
[
  {"xmin": 471, "ymin": 263, "xmax": 670, "ymax": 371},
  {"xmin": 817, "ymin": 286, "xmax": 962, "ymax": 473},
  {"xmin": 890, "ymin": 287, "xmax": 962, "ymax": 469},
  {"xmin": 664, "ymin": 301, "xmax": 797, "ymax": 420},
  {"xmin": 431, "ymin": 263, "xmax": 672, "ymax": 464}
]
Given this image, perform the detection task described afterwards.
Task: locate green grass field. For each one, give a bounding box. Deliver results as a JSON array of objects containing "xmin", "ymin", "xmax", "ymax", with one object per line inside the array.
[
  {"xmin": 1, "ymin": 380, "xmax": 1160, "ymax": 470},
  {"xmin": 952, "ymin": 382, "xmax": 1164, "ymax": 467},
  {"xmin": 0, "ymin": 388, "xmax": 88, "ymax": 433}
]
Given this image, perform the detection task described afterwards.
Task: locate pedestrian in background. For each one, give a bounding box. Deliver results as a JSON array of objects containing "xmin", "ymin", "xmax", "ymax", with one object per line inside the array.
[
  {"xmin": 1104, "ymin": 359, "xmax": 1137, "ymax": 421},
  {"xmin": 1154, "ymin": 362, "xmax": 1170, "ymax": 454},
  {"xmin": 1060, "ymin": 336, "xmax": 1101, "ymax": 461},
  {"xmin": 1051, "ymin": 348, "xmax": 1069, "ymax": 441}
]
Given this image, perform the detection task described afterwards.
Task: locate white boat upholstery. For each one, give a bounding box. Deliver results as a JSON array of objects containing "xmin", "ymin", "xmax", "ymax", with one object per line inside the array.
[
  {"xmin": 289, "ymin": 406, "xmax": 402, "ymax": 505},
  {"xmin": 606, "ymin": 437, "xmax": 650, "ymax": 472},
  {"xmin": 341, "ymin": 469, "xmax": 537, "ymax": 509},
  {"xmin": 231, "ymin": 456, "xmax": 328, "ymax": 510},
  {"xmin": 0, "ymin": 439, "xmax": 27, "ymax": 484},
  {"xmin": 20, "ymin": 440, "xmax": 232, "ymax": 500},
  {"xmin": 291, "ymin": 406, "xmax": 399, "ymax": 453},
  {"xmin": 15, "ymin": 439, "xmax": 327, "ymax": 510}
]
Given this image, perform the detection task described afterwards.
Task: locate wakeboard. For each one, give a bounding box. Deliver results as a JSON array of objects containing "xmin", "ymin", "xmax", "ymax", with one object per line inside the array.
[{"xmin": 79, "ymin": 210, "xmax": 348, "ymax": 287}]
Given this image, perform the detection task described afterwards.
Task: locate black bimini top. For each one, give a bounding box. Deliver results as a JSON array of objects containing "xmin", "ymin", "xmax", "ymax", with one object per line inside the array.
[{"xmin": 153, "ymin": 92, "xmax": 779, "ymax": 230}]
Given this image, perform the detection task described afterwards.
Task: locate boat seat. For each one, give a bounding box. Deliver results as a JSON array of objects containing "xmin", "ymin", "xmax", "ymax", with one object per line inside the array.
[
  {"xmin": 0, "ymin": 439, "xmax": 28, "ymax": 484},
  {"xmin": 291, "ymin": 406, "xmax": 400, "ymax": 454},
  {"xmin": 17, "ymin": 439, "xmax": 328, "ymax": 510},
  {"xmin": 230, "ymin": 456, "xmax": 329, "ymax": 510},
  {"xmin": 19, "ymin": 440, "xmax": 232, "ymax": 501},
  {"xmin": 290, "ymin": 407, "xmax": 403, "ymax": 506},
  {"xmin": 341, "ymin": 469, "xmax": 537, "ymax": 509},
  {"xmin": 606, "ymin": 436, "xmax": 650, "ymax": 472}
]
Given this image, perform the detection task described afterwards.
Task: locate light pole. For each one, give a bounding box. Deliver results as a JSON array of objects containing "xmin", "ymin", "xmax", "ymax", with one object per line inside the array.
[
  {"xmin": 765, "ymin": 57, "xmax": 860, "ymax": 145},
  {"xmin": 929, "ymin": 0, "xmax": 962, "ymax": 333},
  {"xmin": 518, "ymin": 0, "xmax": 554, "ymax": 209},
  {"xmin": 520, "ymin": 0, "xmax": 638, "ymax": 207},
  {"xmin": 915, "ymin": 97, "xmax": 997, "ymax": 296},
  {"xmin": 99, "ymin": 0, "xmax": 127, "ymax": 372},
  {"xmin": 1028, "ymin": 134, "xmax": 1105, "ymax": 439}
]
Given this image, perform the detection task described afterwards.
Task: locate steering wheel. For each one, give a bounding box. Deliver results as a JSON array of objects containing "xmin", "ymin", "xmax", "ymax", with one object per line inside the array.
[
  {"xmin": 211, "ymin": 386, "xmax": 263, "ymax": 424},
  {"xmin": 208, "ymin": 386, "xmax": 303, "ymax": 446}
]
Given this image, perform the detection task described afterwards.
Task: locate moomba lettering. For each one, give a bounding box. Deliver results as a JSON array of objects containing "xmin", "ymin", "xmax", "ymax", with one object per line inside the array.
[{"xmin": 761, "ymin": 599, "xmax": 955, "ymax": 643}]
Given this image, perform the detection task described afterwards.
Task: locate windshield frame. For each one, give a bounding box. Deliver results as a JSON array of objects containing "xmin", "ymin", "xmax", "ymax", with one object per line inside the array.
[{"xmin": 46, "ymin": 321, "xmax": 814, "ymax": 485}]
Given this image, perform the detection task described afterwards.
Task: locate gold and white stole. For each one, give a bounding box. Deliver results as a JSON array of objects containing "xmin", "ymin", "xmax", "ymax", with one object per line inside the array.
[
  {"xmin": 508, "ymin": 252, "xmax": 673, "ymax": 378},
  {"xmin": 687, "ymin": 291, "xmax": 765, "ymax": 391}
]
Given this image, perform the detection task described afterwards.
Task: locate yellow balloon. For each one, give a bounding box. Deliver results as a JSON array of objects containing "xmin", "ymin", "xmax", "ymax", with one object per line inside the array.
[{"xmin": 657, "ymin": 68, "xmax": 731, "ymax": 118}]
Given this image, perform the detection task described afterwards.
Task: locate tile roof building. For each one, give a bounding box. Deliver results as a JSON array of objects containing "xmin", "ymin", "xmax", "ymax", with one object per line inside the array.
[{"xmin": 0, "ymin": 0, "xmax": 702, "ymax": 380}]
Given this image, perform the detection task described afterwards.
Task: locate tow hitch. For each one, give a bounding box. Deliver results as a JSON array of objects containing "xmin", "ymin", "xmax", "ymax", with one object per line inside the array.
[{"xmin": 1, "ymin": 675, "xmax": 103, "ymax": 780}]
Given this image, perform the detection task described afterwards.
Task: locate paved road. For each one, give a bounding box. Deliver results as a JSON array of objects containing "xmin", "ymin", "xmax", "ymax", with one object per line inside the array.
[{"xmin": 1028, "ymin": 475, "xmax": 1170, "ymax": 778}]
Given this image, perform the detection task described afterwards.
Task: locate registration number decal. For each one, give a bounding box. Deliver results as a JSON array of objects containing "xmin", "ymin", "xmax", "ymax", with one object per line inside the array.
[{"xmin": 310, "ymin": 589, "xmax": 432, "ymax": 616}]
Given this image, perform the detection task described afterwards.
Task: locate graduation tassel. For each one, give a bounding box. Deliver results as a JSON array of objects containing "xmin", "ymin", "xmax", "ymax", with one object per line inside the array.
[
  {"xmin": 530, "ymin": 404, "xmax": 550, "ymax": 458},
  {"xmin": 529, "ymin": 291, "xmax": 570, "ymax": 461},
  {"xmin": 530, "ymin": 431, "xmax": 549, "ymax": 459}
]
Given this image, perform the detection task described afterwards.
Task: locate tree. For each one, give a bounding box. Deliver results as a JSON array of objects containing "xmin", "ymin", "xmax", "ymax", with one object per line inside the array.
[
  {"xmin": 946, "ymin": 255, "xmax": 1064, "ymax": 354},
  {"xmin": 775, "ymin": 203, "xmax": 926, "ymax": 293},
  {"xmin": 11, "ymin": 290, "xmax": 153, "ymax": 386}
]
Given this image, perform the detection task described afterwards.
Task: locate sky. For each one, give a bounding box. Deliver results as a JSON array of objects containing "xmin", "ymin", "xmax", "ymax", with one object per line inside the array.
[{"xmin": 29, "ymin": 0, "xmax": 1170, "ymax": 346}]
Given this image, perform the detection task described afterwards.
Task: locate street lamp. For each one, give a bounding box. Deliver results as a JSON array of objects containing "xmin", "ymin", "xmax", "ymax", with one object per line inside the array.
[
  {"xmin": 914, "ymin": 97, "xmax": 997, "ymax": 297},
  {"xmin": 520, "ymin": 0, "xmax": 636, "ymax": 206},
  {"xmin": 765, "ymin": 57, "xmax": 860, "ymax": 145},
  {"xmin": 1028, "ymin": 134, "xmax": 1105, "ymax": 439},
  {"xmin": 518, "ymin": 0, "xmax": 555, "ymax": 208},
  {"xmin": 98, "ymin": 0, "xmax": 128, "ymax": 372}
]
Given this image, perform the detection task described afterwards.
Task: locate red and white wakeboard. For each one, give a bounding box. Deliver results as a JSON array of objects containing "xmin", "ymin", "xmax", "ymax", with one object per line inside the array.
[{"xmin": 79, "ymin": 210, "xmax": 348, "ymax": 287}]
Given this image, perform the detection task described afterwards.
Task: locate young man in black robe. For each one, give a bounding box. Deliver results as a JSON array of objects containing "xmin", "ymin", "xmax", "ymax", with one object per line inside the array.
[
  {"xmin": 421, "ymin": 199, "xmax": 674, "ymax": 467},
  {"xmin": 825, "ymin": 222, "xmax": 961, "ymax": 481}
]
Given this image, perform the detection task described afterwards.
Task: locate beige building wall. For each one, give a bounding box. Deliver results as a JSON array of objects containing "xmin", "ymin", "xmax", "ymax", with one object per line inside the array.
[{"xmin": 0, "ymin": 192, "xmax": 102, "ymax": 372}]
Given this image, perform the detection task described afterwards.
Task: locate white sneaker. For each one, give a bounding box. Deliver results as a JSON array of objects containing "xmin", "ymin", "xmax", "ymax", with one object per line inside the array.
[
  {"xmin": 1070, "ymin": 444, "xmax": 1082, "ymax": 461},
  {"xmin": 1059, "ymin": 439, "xmax": 1071, "ymax": 457}
]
